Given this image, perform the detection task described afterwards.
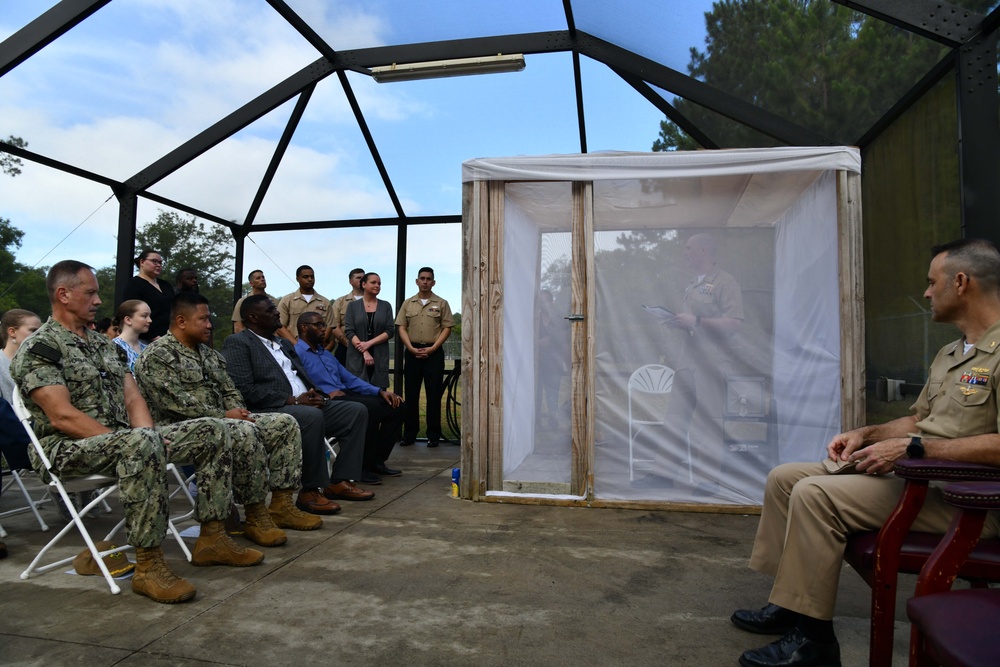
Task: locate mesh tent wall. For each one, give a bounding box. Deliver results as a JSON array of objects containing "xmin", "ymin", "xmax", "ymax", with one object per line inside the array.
[{"xmin": 461, "ymin": 147, "xmax": 863, "ymax": 510}]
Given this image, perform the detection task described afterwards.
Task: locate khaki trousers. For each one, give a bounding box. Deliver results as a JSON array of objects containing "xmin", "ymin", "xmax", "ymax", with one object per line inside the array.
[{"xmin": 748, "ymin": 461, "xmax": 1000, "ymax": 620}]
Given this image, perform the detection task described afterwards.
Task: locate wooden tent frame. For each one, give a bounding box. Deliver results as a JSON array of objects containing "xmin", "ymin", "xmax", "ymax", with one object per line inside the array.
[{"xmin": 460, "ymin": 166, "xmax": 864, "ymax": 512}]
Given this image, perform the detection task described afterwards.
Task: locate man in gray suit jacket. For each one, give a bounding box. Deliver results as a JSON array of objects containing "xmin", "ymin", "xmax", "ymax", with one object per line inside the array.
[{"xmin": 222, "ymin": 295, "xmax": 375, "ymax": 515}]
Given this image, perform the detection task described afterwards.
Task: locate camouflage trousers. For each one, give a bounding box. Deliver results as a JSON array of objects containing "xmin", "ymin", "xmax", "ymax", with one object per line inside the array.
[
  {"xmin": 50, "ymin": 417, "xmax": 232, "ymax": 548},
  {"xmin": 224, "ymin": 412, "xmax": 302, "ymax": 502}
]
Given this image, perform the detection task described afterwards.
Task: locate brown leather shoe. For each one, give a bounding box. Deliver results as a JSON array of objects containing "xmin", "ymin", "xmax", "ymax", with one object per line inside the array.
[
  {"xmin": 323, "ymin": 480, "xmax": 375, "ymax": 501},
  {"xmin": 295, "ymin": 489, "xmax": 342, "ymax": 515}
]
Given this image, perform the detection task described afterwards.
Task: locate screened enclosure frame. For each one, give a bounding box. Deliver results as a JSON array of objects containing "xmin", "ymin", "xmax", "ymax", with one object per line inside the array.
[{"xmin": 0, "ymin": 0, "xmax": 997, "ymax": 317}]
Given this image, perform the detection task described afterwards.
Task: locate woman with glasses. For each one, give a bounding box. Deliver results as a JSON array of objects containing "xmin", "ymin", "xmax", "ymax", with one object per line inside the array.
[
  {"xmin": 343, "ymin": 272, "xmax": 394, "ymax": 389},
  {"xmin": 121, "ymin": 249, "xmax": 174, "ymax": 343}
]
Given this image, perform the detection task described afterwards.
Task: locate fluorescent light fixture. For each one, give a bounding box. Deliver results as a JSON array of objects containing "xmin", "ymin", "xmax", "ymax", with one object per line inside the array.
[{"xmin": 370, "ymin": 54, "xmax": 525, "ymax": 83}]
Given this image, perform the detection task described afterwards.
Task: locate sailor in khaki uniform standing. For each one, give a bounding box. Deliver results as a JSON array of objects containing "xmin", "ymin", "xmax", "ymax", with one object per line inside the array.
[
  {"xmin": 732, "ymin": 238, "xmax": 1000, "ymax": 667},
  {"xmin": 277, "ymin": 265, "xmax": 336, "ymax": 346},
  {"xmin": 395, "ymin": 267, "xmax": 454, "ymax": 447}
]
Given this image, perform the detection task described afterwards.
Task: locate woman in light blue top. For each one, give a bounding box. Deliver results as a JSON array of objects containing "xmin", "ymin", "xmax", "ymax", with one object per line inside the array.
[{"xmin": 111, "ymin": 299, "xmax": 150, "ymax": 372}]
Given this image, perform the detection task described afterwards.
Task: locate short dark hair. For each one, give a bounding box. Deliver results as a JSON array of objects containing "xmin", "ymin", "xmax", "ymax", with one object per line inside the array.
[
  {"xmin": 932, "ymin": 238, "xmax": 1000, "ymax": 292},
  {"xmin": 295, "ymin": 265, "xmax": 314, "ymax": 278},
  {"xmin": 46, "ymin": 260, "xmax": 94, "ymax": 300},
  {"xmin": 171, "ymin": 291, "xmax": 209, "ymax": 320},
  {"xmin": 240, "ymin": 293, "xmax": 272, "ymax": 321},
  {"xmin": 349, "ymin": 268, "xmax": 365, "ymax": 279},
  {"xmin": 362, "ymin": 272, "xmax": 380, "ymax": 284},
  {"xmin": 297, "ymin": 311, "xmax": 323, "ymax": 335},
  {"xmin": 248, "ymin": 269, "xmax": 264, "ymax": 281},
  {"xmin": 176, "ymin": 267, "xmax": 197, "ymax": 279},
  {"xmin": 418, "ymin": 267, "xmax": 434, "ymax": 278}
]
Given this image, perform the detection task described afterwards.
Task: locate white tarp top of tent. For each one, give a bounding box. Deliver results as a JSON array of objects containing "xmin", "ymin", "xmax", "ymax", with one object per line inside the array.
[{"xmin": 462, "ymin": 146, "xmax": 861, "ymax": 183}]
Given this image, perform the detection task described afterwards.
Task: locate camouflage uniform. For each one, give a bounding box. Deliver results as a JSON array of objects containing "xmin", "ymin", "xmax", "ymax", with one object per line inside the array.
[
  {"xmin": 134, "ymin": 332, "xmax": 301, "ymax": 500},
  {"xmin": 11, "ymin": 319, "xmax": 233, "ymax": 548}
]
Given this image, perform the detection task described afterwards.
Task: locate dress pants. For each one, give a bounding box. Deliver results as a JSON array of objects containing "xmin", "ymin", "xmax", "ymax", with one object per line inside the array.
[
  {"xmin": 749, "ymin": 461, "xmax": 1000, "ymax": 620},
  {"xmin": 402, "ymin": 346, "xmax": 445, "ymax": 444},
  {"xmin": 269, "ymin": 401, "xmax": 366, "ymax": 489},
  {"xmin": 334, "ymin": 393, "xmax": 404, "ymax": 469}
]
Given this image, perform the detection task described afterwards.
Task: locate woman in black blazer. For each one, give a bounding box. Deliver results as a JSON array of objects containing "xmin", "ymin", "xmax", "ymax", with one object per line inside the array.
[{"xmin": 121, "ymin": 248, "xmax": 174, "ymax": 343}]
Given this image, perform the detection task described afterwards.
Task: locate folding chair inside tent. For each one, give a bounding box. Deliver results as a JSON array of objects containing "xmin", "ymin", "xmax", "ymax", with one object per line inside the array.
[
  {"xmin": 11, "ymin": 385, "xmax": 192, "ymax": 593},
  {"xmin": 627, "ymin": 365, "xmax": 690, "ymax": 482}
]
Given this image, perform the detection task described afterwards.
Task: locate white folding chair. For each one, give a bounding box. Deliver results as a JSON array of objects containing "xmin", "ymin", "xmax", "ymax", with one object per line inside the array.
[
  {"xmin": 0, "ymin": 466, "xmax": 50, "ymax": 535},
  {"xmin": 627, "ymin": 364, "xmax": 688, "ymax": 482},
  {"xmin": 11, "ymin": 385, "xmax": 189, "ymax": 593},
  {"xmin": 165, "ymin": 463, "xmax": 197, "ymax": 562},
  {"xmin": 325, "ymin": 436, "xmax": 339, "ymax": 476}
]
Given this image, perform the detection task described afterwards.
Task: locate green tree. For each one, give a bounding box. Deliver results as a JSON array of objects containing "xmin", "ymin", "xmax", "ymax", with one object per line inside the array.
[
  {"xmin": 653, "ymin": 0, "xmax": 995, "ymax": 150},
  {"xmin": 1, "ymin": 135, "xmax": 27, "ymax": 177},
  {"xmin": 0, "ymin": 218, "xmax": 49, "ymax": 316},
  {"xmin": 97, "ymin": 210, "xmax": 236, "ymax": 347}
]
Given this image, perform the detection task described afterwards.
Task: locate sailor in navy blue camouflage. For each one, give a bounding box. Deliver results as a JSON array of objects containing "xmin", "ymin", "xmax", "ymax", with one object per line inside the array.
[
  {"xmin": 134, "ymin": 291, "xmax": 320, "ymax": 532},
  {"xmin": 11, "ymin": 261, "xmax": 266, "ymax": 605}
]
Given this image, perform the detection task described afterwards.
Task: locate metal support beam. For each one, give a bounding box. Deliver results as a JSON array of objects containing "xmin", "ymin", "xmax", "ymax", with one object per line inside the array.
[
  {"xmin": 613, "ymin": 67, "xmax": 720, "ymax": 149},
  {"xmin": 393, "ymin": 222, "xmax": 408, "ymax": 395},
  {"xmin": 0, "ymin": 0, "xmax": 110, "ymax": 78},
  {"xmin": 956, "ymin": 32, "xmax": 1000, "ymax": 242},
  {"xmin": 832, "ymin": 0, "xmax": 983, "ymax": 47},
  {"xmin": 334, "ymin": 32, "xmax": 573, "ymax": 70},
  {"xmin": 572, "ymin": 51, "xmax": 588, "ymax": 154},
  {"xmin": 248, "ymin": 214, "xmax": 460, "ymax": 234},
  {"xmin": 243, "ymin": 85, "xmax": 315, "ymax": 232},
  {"xmin": 124, "ymin": 57, "xmax": 336, "ymax": 192},
  {"xmin": 0, "ymin": 140, "xmax": 119, "ymax": 188},
  {"xmin": 113, "ymin": 191, "xmax": 139, "ymax": 307},
  {"xmin": 576, "ymin": 32, "xmax": 838, "ymax": 147},
  {"xmin": 232, "ymin": 233, "xmax": 245, "ymax": 318},
  {"xmin": 338, "ymin": 70, "xmax": 406, "ymax": 218}
]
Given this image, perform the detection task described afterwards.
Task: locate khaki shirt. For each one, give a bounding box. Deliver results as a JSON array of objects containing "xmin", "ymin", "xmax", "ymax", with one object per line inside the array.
[
  {"xmin": 278, "ymin": 289, "xmax": 334, "ymax": 334},
  {"xmin": 681, "ymin": 267, "xmax": 743, "ymax": 362},
  {"xmin": 395, "ymin": 292, "xmax": 454, "ymax": 345},
  {"xmin": 232, "ymin": 292, "xmax": 277, "ymax": 325},
  {"xmin": 134, "ymin": 332, "xmax": 244, "ymax": 423},
  {"xmin": 332, "ymin": 291, "xmax": 361, "ymax": 330},
  {"xmin": 912, "ymin": 319, "xmax": 1000, "ymax": 439},
  {"xmin": 10, "ymin": 318, "xmax": 130, "ymax": 457}
]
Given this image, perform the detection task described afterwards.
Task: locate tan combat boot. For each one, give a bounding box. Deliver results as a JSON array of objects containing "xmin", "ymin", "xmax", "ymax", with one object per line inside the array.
[
  {"xmin": 192, "ymin": 520, "xmax": 264, "ymax": 567},
  {"xmin": 132, "ymin": 546, "xmax": 196, "ymax": 603},
  {"xmin": 243, "ymin": 502, "xmax": 287, "ymax": 547},
  {"xmin": 269, "ymin": 489, "xmax": 323, "ymax": 530}
]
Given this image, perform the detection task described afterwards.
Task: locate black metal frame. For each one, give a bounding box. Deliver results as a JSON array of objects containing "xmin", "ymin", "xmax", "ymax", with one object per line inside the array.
[{"xmin": 1, "ymin": 0, "xmax": 998, "ymax": 304}]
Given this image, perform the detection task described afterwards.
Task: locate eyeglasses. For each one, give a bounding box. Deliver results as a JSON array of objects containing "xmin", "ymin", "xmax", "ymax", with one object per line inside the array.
[{"xmin": 146, "ymin": 258, "xmax": 163, "ymax": 265}]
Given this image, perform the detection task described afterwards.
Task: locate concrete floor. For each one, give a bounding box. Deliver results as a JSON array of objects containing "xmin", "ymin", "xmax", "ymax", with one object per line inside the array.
[{"xmin": 1, "ymin": 444, "xmax": 911, "ymax": 666}]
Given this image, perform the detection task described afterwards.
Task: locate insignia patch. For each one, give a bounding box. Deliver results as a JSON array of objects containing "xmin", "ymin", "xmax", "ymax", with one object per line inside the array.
[
  {"xmin": 960, "ymin": 386, "xmax": 979, "ymax": 396},
  {"xmin": 960, "ymin": 367, "xmax": 991, "ymax": 386},
  {"xmin": 699, "ymin": 283, "xmax": 715, "ymax": 295}
]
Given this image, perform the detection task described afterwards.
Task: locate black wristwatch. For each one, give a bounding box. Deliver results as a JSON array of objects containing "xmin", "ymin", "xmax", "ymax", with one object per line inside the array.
[{"xmin": 906, "ymin": 436, "xmax": 925, "ymax": 459}]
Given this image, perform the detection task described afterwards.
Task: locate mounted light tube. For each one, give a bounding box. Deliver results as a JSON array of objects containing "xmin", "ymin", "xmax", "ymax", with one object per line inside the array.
[{"xmin": 370, "ymin": 54, "xmax": 526, "ymax": 83}]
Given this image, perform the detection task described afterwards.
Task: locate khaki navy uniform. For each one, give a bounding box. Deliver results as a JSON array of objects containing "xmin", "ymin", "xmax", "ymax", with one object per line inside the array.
[
  {"xmin": 395, "ymin": 292, "xmax": 454, "ymax": 444},
  {"xmin": 750, "ymin": 321, "xmax": 1000, "ymax": 619},
  {"xmin": 11, "ymin": 319, "xmax": 233, "ymax": 548},
  {"xmin": 232, "ymin": 292, "xmax": 277, "ymax": 328},
  {"xmin": 278, "ymin": 289, "xmax": 334, "ymax": 335},
  {"xmin": 135, "ymin": 333, "xmax": 302, "ymax": 500},
  {"xmin": 676, "ymin": 268, "xmax": 744, "ymax": 481}
]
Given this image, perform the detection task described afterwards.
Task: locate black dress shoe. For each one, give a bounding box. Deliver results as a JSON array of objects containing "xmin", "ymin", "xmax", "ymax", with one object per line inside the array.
[
  {"xmin": 739, "ymin": 629, "xmax": 840, "ymax": 667},
  {"xmin": 371, "ymin": 463, "xmax": 402, "ymax": 476},
  {"xmin": 359, "ymin": 471, "xmax": 382, "ymax": 485},
  {"xmin": 731, "ymin": 603, "xmax": 797, "ymax": 635},
  {"xmin": 426, "ymin": 441, "xmax": 439, "ymax": 448}
]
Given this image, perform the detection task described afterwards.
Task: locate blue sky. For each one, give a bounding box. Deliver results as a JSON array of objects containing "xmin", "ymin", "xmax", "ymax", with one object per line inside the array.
[{"xmin": 0, "ymin": 0, "xmax": 711, "ymax": 310}]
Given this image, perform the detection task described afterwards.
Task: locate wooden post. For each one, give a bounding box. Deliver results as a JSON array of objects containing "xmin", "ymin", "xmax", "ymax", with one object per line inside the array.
[
  {"xmin": 837, "ymin": 169, "xmax": 865, "ymax": 431},
  {"xmin": 485, "ymin": 181, "xmax": 506, "ymax": 491},
  {"xmin": 570, "ymin": 181, "xmax": 594, "ymax": 497},
  {"xmin": 460, "ymin": 181, "xmax": 478, "ymax": 499}
]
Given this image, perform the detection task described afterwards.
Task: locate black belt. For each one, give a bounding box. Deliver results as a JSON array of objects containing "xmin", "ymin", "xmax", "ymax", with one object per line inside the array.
[{"xmin": 412, "ymin": 342, "xmax": 433, "ymax": 348}]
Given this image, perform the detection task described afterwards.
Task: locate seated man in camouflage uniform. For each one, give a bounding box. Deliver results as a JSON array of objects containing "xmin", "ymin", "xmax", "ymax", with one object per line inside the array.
[
  {"xmin": 11, "ymin": 261, "xmax": 263, "ymax": 605},
  {"xmin": 135, "ymin": 292, "xmax": 321, "ymax": 536}
]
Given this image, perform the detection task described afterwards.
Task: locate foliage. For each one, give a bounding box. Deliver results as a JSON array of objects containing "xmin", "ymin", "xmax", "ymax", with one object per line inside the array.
[
  {"xmin": 0, "ymin": 217, "xmax": 49, "ymax": 317},
  {"xmin": 0, "ymin": 135, "xmax": 27, "ymax": 177},
  {"xmin": 96, "ymin": 210, "xmax": 236, "ymax": 347},
  {"xmin": 653, "ymin": 0, "xmax": 995, "ymax": 151}
]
